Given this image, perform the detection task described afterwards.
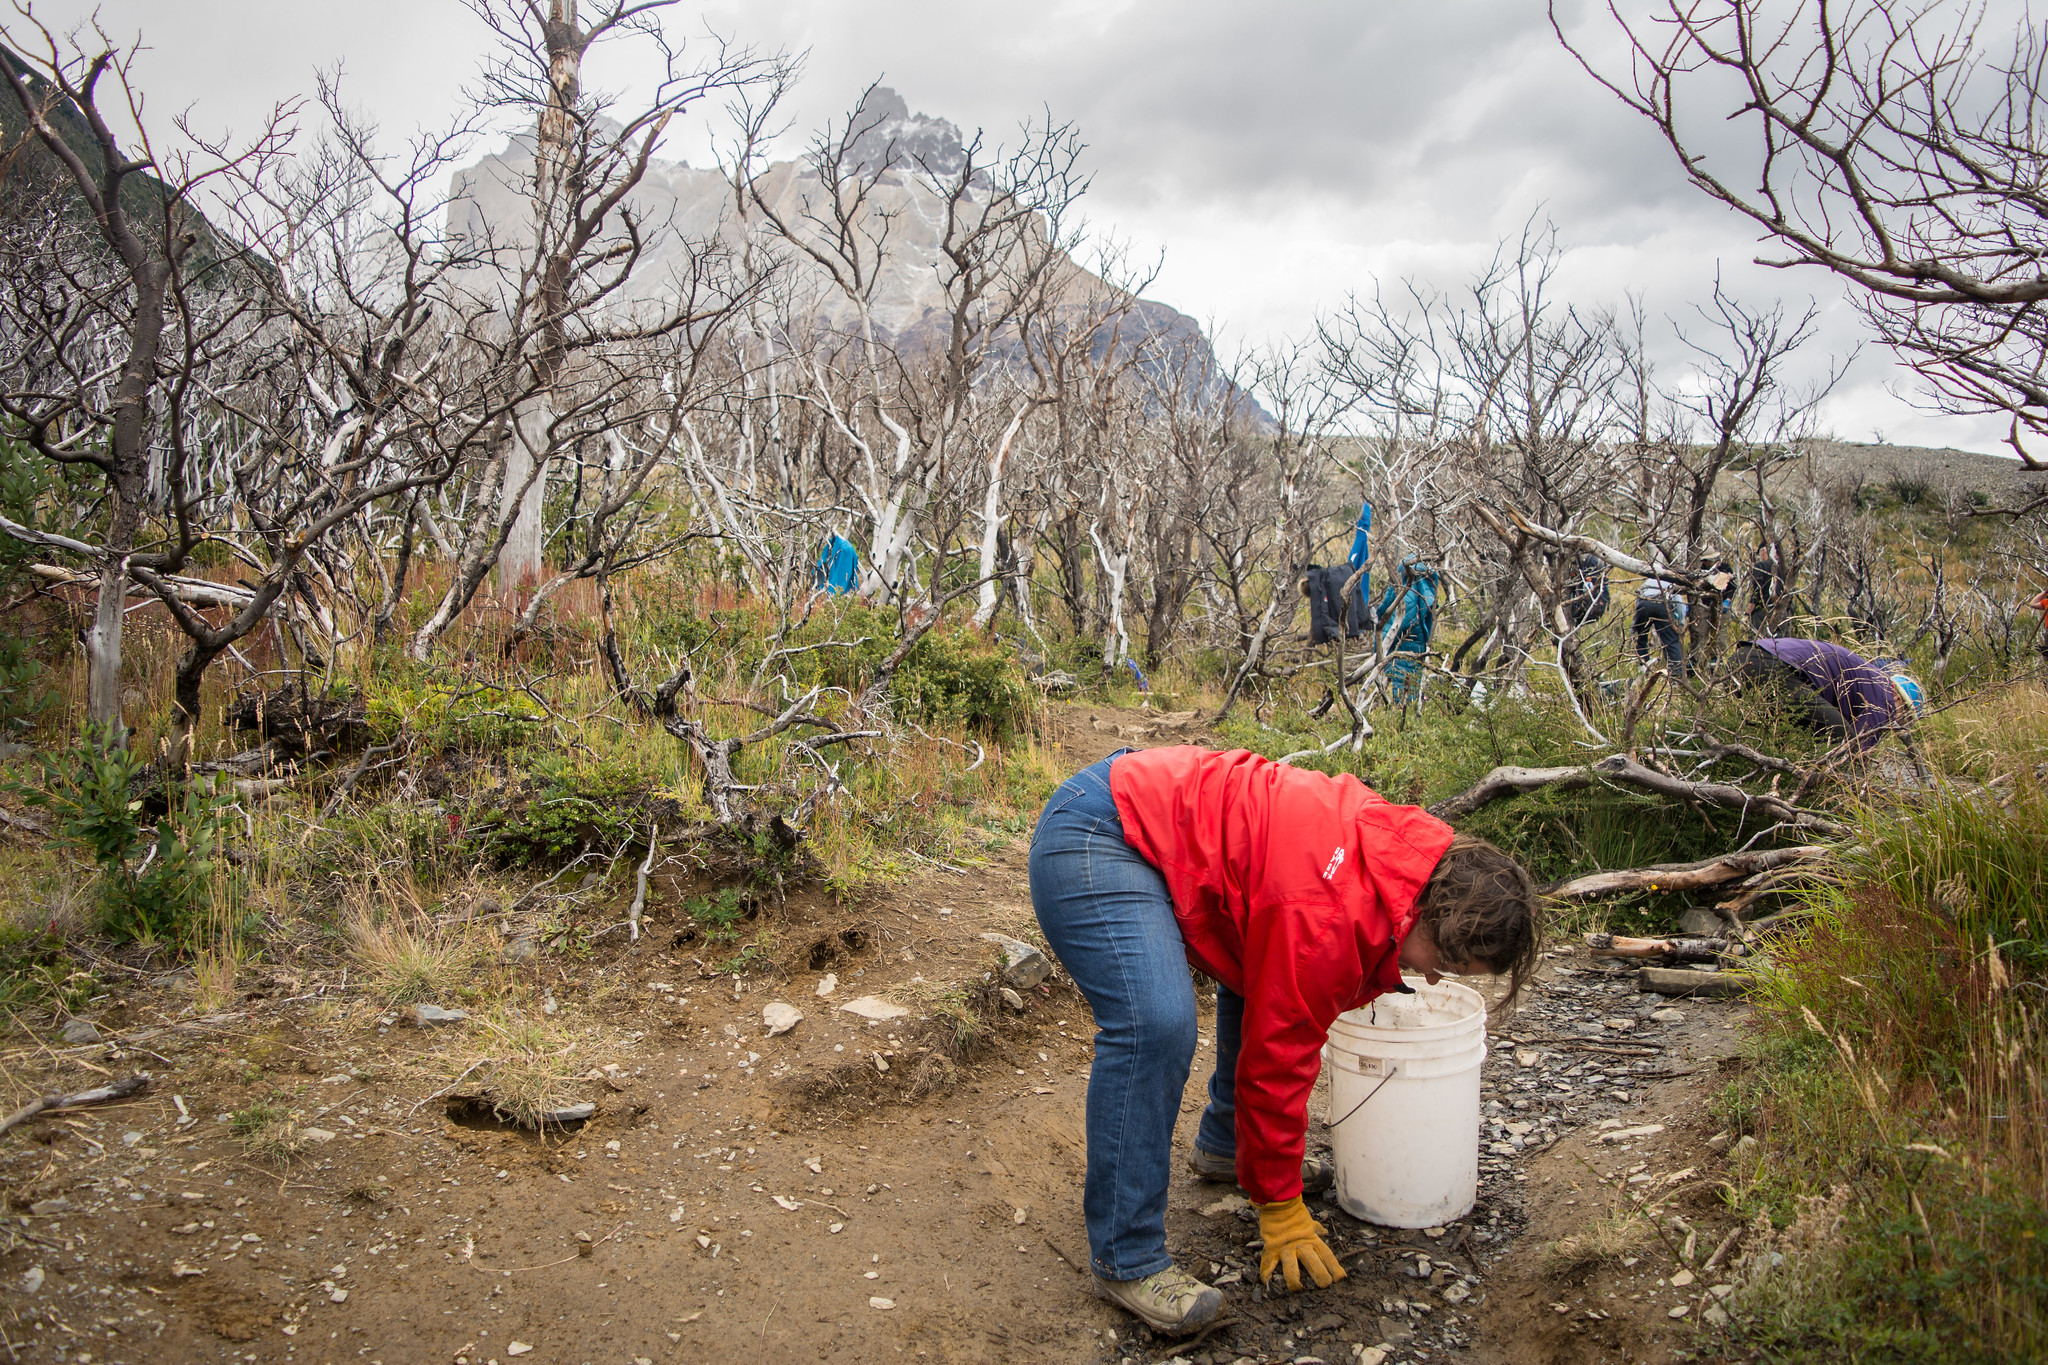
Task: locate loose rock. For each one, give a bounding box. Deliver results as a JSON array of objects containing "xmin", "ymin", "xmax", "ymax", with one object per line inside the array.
[
  {"xmin": 762, "ymin": 1002, "xmax": 803, "ymax": 1037},
  {"xmin": 839, "ymin": 996, "xmax": 910, "ymax": 1021},
  {"xmin": 412, "ymin": 1003, "xmax": 468, "ymax": 1027},
  {"xmin": 816, "ymin": 973, "xmax": 837, "ymax": 997},
  {"xmin": 979, "ymin": 933, "xmax": 1052, "ymax": 989},
  {"xmin": 1677, "ymin": 907, "xmax": 1725, "ymax": 937},
  {"xmin": 60, "ymin": 1018, "xmax": 101, "ymax": 1045},
  {"xmin": 1000, "ymin": 987, "xmax": 1026, "ymax": 1012},
  {"xmin": 537, "ymin": 1103, "xmax": 597, "ymax": 1126}
]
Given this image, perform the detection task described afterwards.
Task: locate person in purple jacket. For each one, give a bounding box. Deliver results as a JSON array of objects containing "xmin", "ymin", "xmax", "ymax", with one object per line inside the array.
[{"xmin": 1731, "ymin": 638, "xmax": 1922, "ymax": 751}]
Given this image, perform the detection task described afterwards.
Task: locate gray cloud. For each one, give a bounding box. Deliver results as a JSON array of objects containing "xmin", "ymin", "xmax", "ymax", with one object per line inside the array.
[{"xmin": 26, "ymin": 0, "xmax": 2019, "ymax": 451}]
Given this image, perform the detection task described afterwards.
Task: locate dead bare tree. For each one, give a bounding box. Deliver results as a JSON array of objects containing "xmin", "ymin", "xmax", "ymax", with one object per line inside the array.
[
  {"xmin": 402, "ymin": 0, "xmax": 789, "ymax": 659},
  {"xmin": 0, "ymin": 13, "xmax": 292, "ymax": 736},
  {"xmin": 1557, "ymin": 0, "xmax": 2048, "ymax": 472}
]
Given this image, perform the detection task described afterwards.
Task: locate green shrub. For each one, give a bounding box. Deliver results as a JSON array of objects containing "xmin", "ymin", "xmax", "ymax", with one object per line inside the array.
[
  {"xmin": 11, "ymin": 724, "xmax": 238, "ymax": 946},
  {"xmin": 366, "ymin": 679, "xmax": 546, "ymax": 751},
  {"xmin": 889, "ymin": 628, "xmax": 1031, "ymax": 737},
  {"xmin": 684, "ymin": 887, "xmax": 748, "ymax": 944},
  {"xmin": 470, "ymin": 750, "xmax": 657, "ymax": 864}
]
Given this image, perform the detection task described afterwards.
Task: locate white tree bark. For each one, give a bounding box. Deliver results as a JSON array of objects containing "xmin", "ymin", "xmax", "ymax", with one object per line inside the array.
[{"xmin": 498, "ymin": 401, "xmax": 552, "ymax": 591}]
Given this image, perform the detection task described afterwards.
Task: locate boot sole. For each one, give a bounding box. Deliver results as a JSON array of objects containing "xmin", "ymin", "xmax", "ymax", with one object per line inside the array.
[{"xmin": 1092, "ymin": 1278, "xmax": 1225, "ymax": 1335}]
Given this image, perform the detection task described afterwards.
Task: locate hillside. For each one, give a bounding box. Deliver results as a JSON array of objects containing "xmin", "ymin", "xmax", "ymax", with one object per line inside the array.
[{"xmin": 446, "ymin": 87, "xmax": 1251, "ymax": 410}]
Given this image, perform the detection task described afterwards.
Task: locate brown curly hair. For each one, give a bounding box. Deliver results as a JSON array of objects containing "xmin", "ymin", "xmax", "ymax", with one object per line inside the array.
[{"xmin": 1414, "ymin": 834, "xmax": 1542, "ymax": 1004}]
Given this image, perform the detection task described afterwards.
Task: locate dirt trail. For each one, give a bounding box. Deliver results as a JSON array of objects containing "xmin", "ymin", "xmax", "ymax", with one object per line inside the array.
[{"xmin": 0, "ymin": 709, "xmax": 1757, "ymax": 1365}]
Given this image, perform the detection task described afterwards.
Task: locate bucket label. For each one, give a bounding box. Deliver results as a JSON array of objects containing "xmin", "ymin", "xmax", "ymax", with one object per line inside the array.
[{"xmin": 1344, "ymin": 1055, "xmax": 1396, "ymax": 1077}]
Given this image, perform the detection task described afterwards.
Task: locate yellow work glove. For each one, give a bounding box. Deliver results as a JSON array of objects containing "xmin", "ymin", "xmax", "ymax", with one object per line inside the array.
[{"xmin": 1257, "ymin": 1196, "xmax": 1346, "ymax": 1292}]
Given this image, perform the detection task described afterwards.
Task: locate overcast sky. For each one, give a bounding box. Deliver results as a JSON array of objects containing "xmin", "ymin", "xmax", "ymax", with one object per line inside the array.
[{"xmin": 17, "ymin": 0, "xmax": 2024, "ymax": 455}]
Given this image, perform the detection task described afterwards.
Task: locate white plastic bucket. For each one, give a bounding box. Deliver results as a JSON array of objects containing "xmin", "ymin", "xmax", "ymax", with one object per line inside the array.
[{"xmin": 1322, "ymin": 977, "xmax": 1487, "ymax": 1228}]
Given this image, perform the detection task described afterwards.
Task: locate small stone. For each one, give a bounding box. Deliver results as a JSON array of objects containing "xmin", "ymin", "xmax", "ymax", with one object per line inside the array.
[
  {"xmin": 1376, "ymin": 1316, "xmax": 1415, "ymax": 1346},
  {"xmin": 20, "ymin": 1267, "xmax": 43, "ymax": 1294},
  {"xmin": 537, "ymin": 1103, "xmax": 596, "ymax": 1126},
  {"xmin": 328, "ymin": 1288, "xmax": 347, "ymax": 1303},
  {"xmin": 28, "ymin": 1198, "xmax": 69, "ymax": 1216},
  {"xmin": 1705, "ymin": 1130, "xmax": 1732, "ymax": 1152},
  {"xmin": 1731, "ymin": 1135, "xmax": 1759, "ymax": 1160},
  {"xmin": 839, "ymin": 996, "xmax": 910, "ymax": 1021},
  {"xmin": 541, "ymin": 994, "xmax": 558, "ymax": 1015},
  {"xmin": 505, "ymin": 1343, "xmax": 533, "ymax": 1356},
  {"xmin": 1514, "ymin": 1049, "xmax": 1540, "ymax": 1067},
  {"xmin": 816, "ymin": 973, "xmax": 838, "ymax": 997},
  {"xmin": 1597, "ymin": 1123, "xmax": 1666, "ymax": 1143},
  {"xmin": 411, "ymin": 1003, "xmax": 468, "ymax": 1027},
  {"xmin": 1357, "ymin": 1349, "xmax": 1389, "ymax": 1365},
  {"xmin": 979, "ymin": 933, "xmax": 1052, "ymax": 989},
  {"xmin": 1442, "ymin": 1282, "xmax": 1471, "ymax": 1304},
  {"xmin": 1651, "ymin": 1008, "xmax": 1686, "ymax": 1024},
  {"xmin": 1603, "ymin": 1016, "xmax": 1636, "ymax": 1031},
  {"xmin": 873, "ymin": 1054, "xmax": 889, "ymax": 1073},
  {"xmin": 1708, "ymin": 1283, "xmax": 1734, "ymax": 1300},
  {"xmin": 500, "ymin": 937, "xmax": 537, "ymax": 963},
  {"xmin": 761, "ymin": 1003, "xmax": 802, "ymax": 1037},
  {"xmin": 1703, "ymin": 1305, "xmax": 1730, "ymax": 1327},
  {"xmin": 1677, "ymin": 907, "xmax": 1724, "ymax": 937},
  {"xmin": 299, "ymin": 1128, "xmax": 337, "ymax": 1144},
  {"xmin": 1668, "ymin": 1304, "xmax": 1690, "ymax": 1319},
  {"xmin": 1000, "ymin": 988, "xmax": 1026, "ymax": 1012},
  {"xmin": 1671, "ymin": 1269, "xmax": 1696, "ymax": 1288},
  {"xmin": 61, "ymin": 1018, "xmax": 101, "ymax": 1045},
  {"xmin": 869, "ymin": 1297, "xmax": 895, "ymax": 1310},
  {"xmin": 1200, "ymin": 1194, "xmax": 1250, "ymax": 1218}
]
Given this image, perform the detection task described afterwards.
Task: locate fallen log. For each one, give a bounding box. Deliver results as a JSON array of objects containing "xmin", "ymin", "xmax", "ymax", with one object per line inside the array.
[
  {"xmin": 0, "ymin": 1073, "xmax": 150, "ymax": 1138},
  {"xmin": 1584, "ymin": 932, "xmax": 1738, "ymax": 964},
  {"xmin": 1591, "ymin": 754, "xmax": 1849, "ymax": 837},
  {"xmin": 1428, "ymin": 764, "xmax": 1593, "ymax": 821},
  {"xmin": 1547, "ymin": 846, "xmax": 1833, "ymax": 902},
  {"xmin": 30, "ymin": 563, "xmax": 255, "ymax": 610},
  {"xmin": 1715, "ymin": 862, "xmax": 1843, "ymax": 919},
  {"xmin": 1638, "ymin": 967, "xmax": 1747, "ymax": 999}
]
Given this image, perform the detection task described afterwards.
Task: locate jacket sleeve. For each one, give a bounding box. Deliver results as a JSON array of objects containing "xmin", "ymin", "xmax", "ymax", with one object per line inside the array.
[{"xmin": 1230, "ymin": 895, "xmax": 1373, "ymax": 1205}]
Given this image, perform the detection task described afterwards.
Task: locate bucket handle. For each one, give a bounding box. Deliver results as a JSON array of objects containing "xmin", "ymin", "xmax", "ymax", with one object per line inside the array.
[{"xmin": 1325, "ymin": 1062, "xmax": 1399, "ymax": 1129}]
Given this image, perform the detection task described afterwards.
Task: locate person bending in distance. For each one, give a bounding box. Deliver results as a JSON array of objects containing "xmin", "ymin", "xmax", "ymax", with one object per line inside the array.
[{"xmin": 1028, "ymin": 745, "xmax": 1541, "ymax": 1336}]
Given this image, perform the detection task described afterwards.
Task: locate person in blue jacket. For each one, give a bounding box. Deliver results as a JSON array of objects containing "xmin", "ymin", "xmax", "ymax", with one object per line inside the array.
[{"xmin": 1374, "ymin": 558, "xmax": 1440, "ymax": 703}]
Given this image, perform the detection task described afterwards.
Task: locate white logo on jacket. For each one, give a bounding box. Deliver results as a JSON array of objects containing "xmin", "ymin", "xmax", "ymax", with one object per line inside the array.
[{"xmin": 1322, "ymin": 846, "xmax": 1346, "ymax": 880}]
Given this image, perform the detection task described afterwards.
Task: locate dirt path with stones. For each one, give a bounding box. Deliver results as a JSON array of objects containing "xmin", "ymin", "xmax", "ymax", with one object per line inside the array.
[{"xmin": 0, "ymin": 715, "xmax": 1759, "ymax": 1365}]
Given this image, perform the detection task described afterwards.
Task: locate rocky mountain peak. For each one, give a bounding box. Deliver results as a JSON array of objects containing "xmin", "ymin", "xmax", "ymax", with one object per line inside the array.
[{"xmin": 841, "ymin": 85, "xmax": 969, "ymax": 179}]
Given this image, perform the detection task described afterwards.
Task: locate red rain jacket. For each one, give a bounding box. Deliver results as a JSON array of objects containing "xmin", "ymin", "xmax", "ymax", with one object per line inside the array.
[{"xmin": 1109, "ymin": 746, "xmax": 1455, "ymax": 1205}]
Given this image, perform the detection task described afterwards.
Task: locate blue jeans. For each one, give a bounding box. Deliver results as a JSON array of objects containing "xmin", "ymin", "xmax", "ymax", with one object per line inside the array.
[{"xmin": 1029, "ymin": 752, "xmax": 1245, "ymax": 1279}]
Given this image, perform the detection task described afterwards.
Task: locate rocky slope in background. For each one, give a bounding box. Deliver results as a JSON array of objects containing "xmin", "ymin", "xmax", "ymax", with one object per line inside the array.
[{"xmin": 447, "ymin": 87, "xmax": 1254, "ymax": 414}]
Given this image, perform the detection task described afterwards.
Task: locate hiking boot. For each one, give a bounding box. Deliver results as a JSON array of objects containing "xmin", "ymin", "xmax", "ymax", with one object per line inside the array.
[
  {"xmin": 1188, "ymin": 1145, "xmax": 1335, "ymax": 1194},
  {"xmin": 1093, "ymin": 1265, "xmax": 1225, "ymax": 1335}
]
